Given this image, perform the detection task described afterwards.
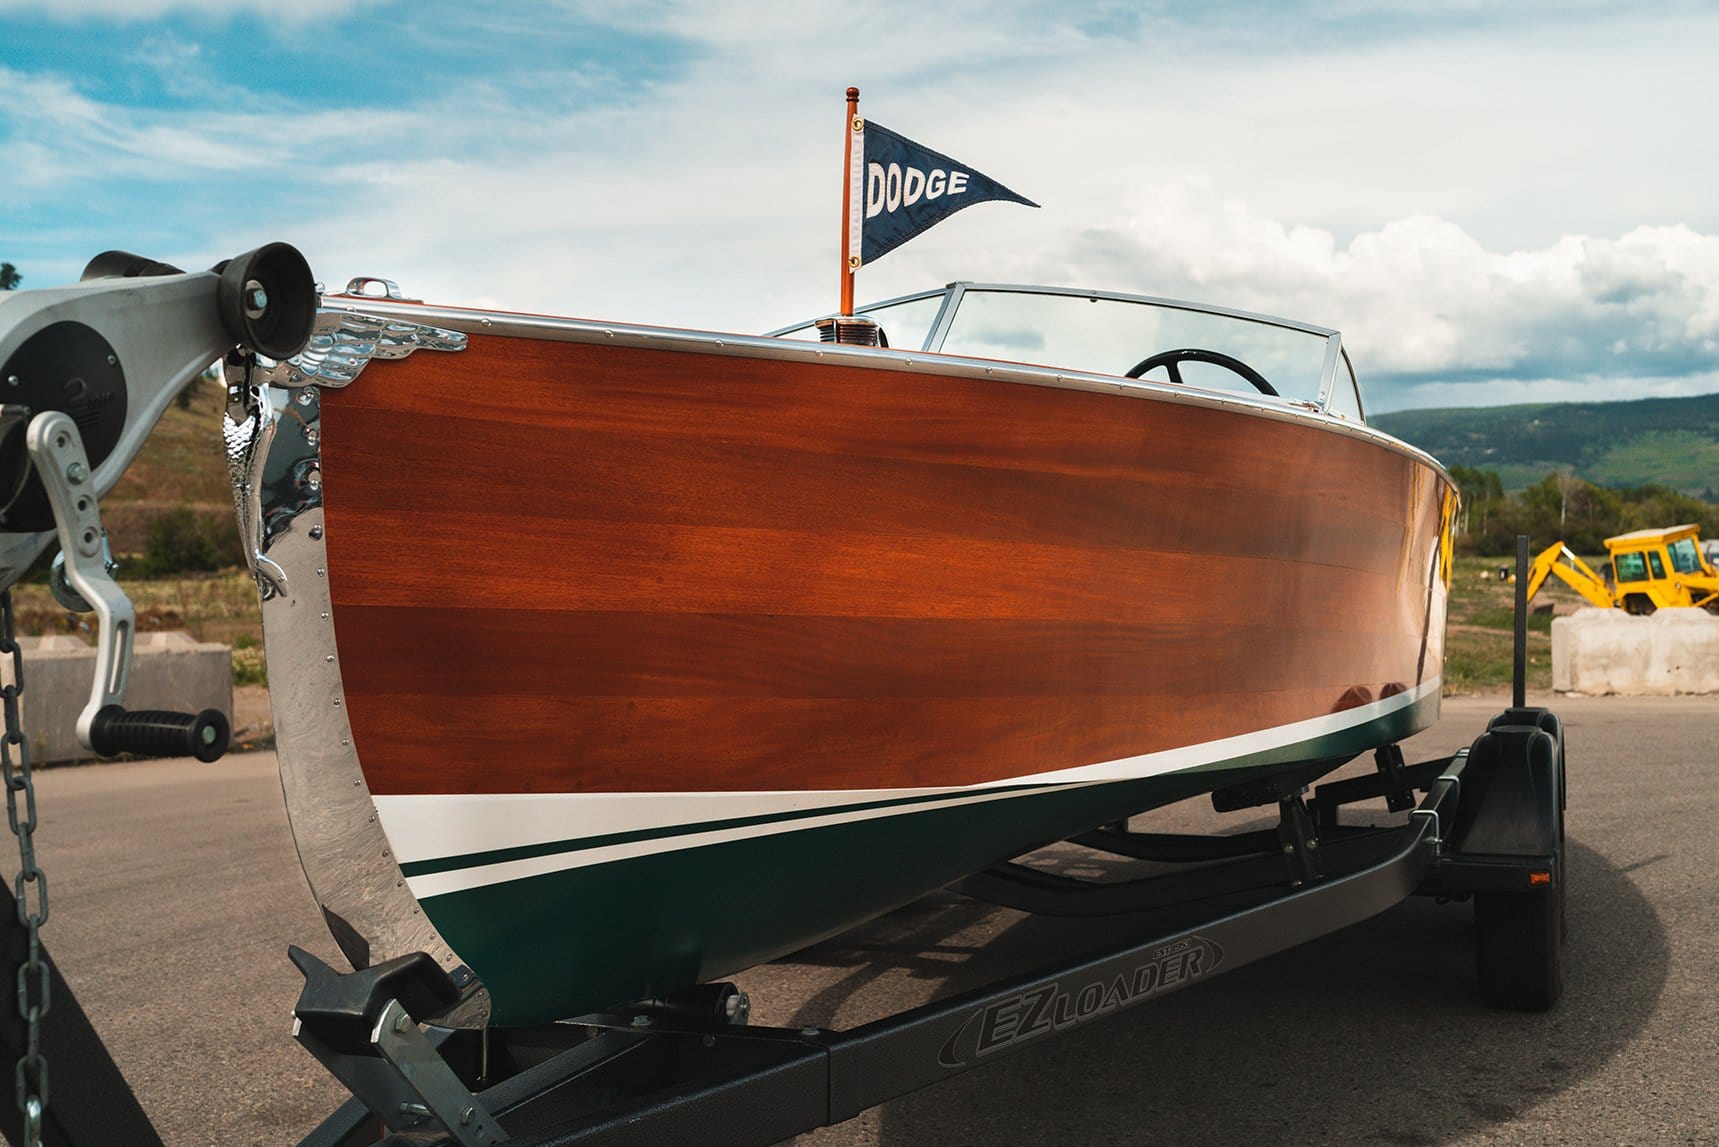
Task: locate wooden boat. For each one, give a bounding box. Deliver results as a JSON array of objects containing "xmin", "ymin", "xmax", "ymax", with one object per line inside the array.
[{"xmin": 224, "ymin": 280, "xmax": 1455, "ymax": 1029}]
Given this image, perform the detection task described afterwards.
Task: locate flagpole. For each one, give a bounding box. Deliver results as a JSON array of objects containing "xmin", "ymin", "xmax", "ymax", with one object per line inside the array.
[{"xmin": 839, "ymin": 86, "xmax": 859, "ymax": 316}]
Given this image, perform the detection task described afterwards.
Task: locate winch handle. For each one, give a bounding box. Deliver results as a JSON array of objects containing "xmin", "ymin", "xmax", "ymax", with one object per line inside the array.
[{"xmin": 88, "ymin": 705, "xmax": 229, "ymax": 763}]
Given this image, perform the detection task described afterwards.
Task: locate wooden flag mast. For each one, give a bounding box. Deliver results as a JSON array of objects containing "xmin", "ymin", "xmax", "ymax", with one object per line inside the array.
[{"xmin": 839, "ymin": 86, "xmax": 860, "ymax": 316}]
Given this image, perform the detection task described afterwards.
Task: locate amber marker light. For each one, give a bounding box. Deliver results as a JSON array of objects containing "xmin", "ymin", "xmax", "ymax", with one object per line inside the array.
[{"xmin": 1528, "ymin": 871, "xmax": 1553, "ymax": 886}]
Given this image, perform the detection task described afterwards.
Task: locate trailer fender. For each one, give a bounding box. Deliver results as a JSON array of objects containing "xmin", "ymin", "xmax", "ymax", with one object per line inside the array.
[
  {"xmin": 1489, "ymin": 705, "xmax": 1566, "ymax": 817},
  {"xmin": 1445, "ymin": 725, "xmax": 1561, "ymax": 859}
]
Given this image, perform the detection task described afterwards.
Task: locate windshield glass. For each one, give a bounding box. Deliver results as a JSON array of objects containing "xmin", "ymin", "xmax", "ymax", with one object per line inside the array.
[
  {"xmin": 769, "ymin": 284, "xmax": 1355, "ymax": 414},
  {"xmin": 1669, "ymin": 537, "xmax": 1701, "ymax": 574},
  {"xmin": 937, "ymin": 289, "xmax": 1334, "ymax": 406}
]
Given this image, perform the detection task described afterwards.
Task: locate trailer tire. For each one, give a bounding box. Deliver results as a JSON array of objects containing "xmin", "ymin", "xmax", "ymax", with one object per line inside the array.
[{"xmin": 1475, "ymin": 887, "xmax": 1562, "ymax": 1010}]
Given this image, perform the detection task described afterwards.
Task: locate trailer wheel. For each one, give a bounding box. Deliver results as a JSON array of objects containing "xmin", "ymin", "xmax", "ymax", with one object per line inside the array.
[{"xmin": 1475, "ymin": 887, "xmax": 1563, "ymax": 1010}]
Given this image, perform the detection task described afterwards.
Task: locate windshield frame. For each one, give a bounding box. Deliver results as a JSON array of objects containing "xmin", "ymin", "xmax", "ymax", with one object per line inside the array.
[
  {"xmin": 765, "ymin": 286, "xmax": 955, "ymax": 352},
  {"xmin": 769, "ymin": 282, "xmax": 1358, "ymax": 417}
]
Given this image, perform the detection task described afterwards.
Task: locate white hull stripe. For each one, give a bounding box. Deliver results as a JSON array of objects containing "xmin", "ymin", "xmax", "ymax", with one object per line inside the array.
[{"xmin": 378, "ymin": 679, "xmax": 1437, "ymax": 899}]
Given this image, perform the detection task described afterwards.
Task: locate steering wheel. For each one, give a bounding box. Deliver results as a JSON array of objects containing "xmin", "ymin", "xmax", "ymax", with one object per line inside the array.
[{"xmin": 1124, "ymin": 348, "xmax": 1279, "ymax": 396}]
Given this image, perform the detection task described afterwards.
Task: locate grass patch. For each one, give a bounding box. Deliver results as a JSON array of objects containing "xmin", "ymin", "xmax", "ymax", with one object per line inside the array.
[
  {"xmin": 1466, "ymin": 606, "xmax": 1554, "ymax": 633},
  {"xmin": 8, "ymin": 565, "xmax": 272, "ymax": 696},
  {"xmin": 1443, "ymin": 553, "xmax": 1606, "ymax": 694},
  {"xmin": 8, "ymin": 569, "xmax": 263, "ymax": 649},
  {"xmin": 1442, "ymin": 625, "xmax": 1552, "ymax": 695},
  {"xmin": 232, "ymin": 645, "xmax": 268, "ymax": 687}
]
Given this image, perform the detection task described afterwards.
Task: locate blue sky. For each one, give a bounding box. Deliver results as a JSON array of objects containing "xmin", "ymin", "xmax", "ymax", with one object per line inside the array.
[{"xmin": 3, "ymin": 0, "xmax": 1718, "ymax": 411}]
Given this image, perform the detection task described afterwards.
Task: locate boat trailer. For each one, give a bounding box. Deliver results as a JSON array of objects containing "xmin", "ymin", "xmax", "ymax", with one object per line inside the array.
[
  {"xmin": 2, "ymin": 552, "xmax": 1565, "ymax": 1147},
  {"xmin": 286, "ymin": 680, "xmax": 1564, "ymax": 1147},
  {"xmin": 0, "ymin": 261, "xmax": 1565, "ymax": 1146}
]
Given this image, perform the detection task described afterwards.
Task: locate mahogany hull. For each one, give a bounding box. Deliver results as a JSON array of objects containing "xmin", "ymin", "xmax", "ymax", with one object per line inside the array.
[{"xmin": 303, "ymin": 319, "xmax": 1453, "ymax": 1023}]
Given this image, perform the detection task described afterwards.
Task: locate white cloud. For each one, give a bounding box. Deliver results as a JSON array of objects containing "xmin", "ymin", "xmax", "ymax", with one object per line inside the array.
[
  {"xmin": 1048, "ymin": 180, "xmax": 1719, "ymax": 406},
  {"xmin": 1379, "ymin": 370, "xmax": 1719, "ymax": 414},
  {"xmin": 6, "ymin": 1, "xmax": 1719, "ymax": 411}
]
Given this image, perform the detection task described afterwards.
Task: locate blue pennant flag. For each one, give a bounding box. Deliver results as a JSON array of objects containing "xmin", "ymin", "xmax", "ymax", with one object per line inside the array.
[{"xmin": 849, "ymin": 120, "xmax": 1037, "ymax": 267}]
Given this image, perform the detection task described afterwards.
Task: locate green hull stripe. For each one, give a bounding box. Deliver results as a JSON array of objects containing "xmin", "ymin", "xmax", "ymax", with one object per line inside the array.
[{"xmin": 419, "ymin": 694, "xmax": 1432, "ymax": 1026}]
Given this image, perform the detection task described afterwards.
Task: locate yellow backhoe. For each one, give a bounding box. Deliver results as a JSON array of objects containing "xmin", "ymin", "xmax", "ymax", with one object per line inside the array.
[{"xmin": 1526, "ymin": 524, "xmax": 1719, "ymax": 614}]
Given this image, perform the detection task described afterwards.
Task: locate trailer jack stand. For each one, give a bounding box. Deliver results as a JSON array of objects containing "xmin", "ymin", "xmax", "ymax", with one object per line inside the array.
[
  {"xmin": 1372, "ymin": 744, "xmax": 1417, "ymax": 813},
  {"xmin": 1276, "ymin": 793, "xmax": 1323, "ymax": 887}
]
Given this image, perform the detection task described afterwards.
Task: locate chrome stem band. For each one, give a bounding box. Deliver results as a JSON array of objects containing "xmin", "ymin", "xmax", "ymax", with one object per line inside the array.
[{"xmin": 225, "ymin": 306, "xmax": 486, "ymax": 1027}]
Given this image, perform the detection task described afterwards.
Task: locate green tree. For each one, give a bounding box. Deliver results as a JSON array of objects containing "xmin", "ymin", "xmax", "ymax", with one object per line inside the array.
[
  {"xmin": 1470, "ymin": 494, "xmax": 1530, "ymax": 556},
  {"xmin": 1516, "ymin": 472, "xmax": 1617, "ymax": 551},
  {"xmin": 1616, "ymin": 484, "xmax": 1719, "ymax": 538},
  {"xmin": 1457, "ymin": 471, "xmax": 1719, "ymax": 557},
  {"xmin": 0, "ymin": 263, "xmax": 20, "ymax": 291},
  {"xmin": 1448, "ymin": 464, "xmax": 1505, "ymax": 539}
]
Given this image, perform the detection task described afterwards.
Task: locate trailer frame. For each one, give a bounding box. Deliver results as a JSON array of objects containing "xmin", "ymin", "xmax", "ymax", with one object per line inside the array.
[
  {"xmin": 295, "ymin": 720, "xmax": 1565, "ymax": 1146},
  {"xmin": 284, "ymin": 538, "xmax": 1565, "ymax": 1147}
]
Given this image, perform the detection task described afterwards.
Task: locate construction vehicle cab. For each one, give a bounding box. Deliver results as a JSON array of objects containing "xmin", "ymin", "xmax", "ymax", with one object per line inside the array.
[
  {"xmin": 1605, "ymin": 524, "xmax": 1719, "ymax": 613},
  {"xmin": 1526, "ymin": 524, "xmax": 1719, "ymax": 614}
]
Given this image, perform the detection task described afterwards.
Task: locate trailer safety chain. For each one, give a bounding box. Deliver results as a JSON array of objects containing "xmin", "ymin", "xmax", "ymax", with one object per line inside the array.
[{"xmin": 0, "ymin": 591, "xmax": 48, "ymax": 1147}]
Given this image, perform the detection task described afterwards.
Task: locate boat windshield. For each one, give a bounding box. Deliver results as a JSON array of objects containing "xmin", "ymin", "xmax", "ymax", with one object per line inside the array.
[{"xmin": 768, "ymin": 284, "xmax": 1363, "ymax": 420}]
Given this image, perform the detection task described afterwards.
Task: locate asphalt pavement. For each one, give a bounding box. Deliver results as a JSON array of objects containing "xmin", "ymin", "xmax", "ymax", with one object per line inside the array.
[{"xmin": 26, "ymin": 692, "xmax": 1719, "ymax": 1145}]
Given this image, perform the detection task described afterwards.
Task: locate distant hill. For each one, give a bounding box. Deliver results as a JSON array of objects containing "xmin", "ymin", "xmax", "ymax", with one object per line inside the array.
[
  {"xmin": 1372, "ymin": 392, "xmax": 1719, "ymax": 496},
  {"xmin": 98, "ymin": 372, "xmax": 235, "ymax": 556}
]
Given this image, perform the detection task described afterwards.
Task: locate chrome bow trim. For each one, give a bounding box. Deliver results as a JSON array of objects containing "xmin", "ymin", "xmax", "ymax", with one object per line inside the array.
[
  {"xmin": 251, "ymin": 310, "xmax": 466, "ymax": 390},
  {"xmin": 226, "ymin": 307, "xmax": 485, "ymax": 1027}
]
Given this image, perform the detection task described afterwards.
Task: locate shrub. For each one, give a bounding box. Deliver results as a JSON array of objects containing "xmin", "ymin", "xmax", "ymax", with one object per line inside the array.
[
  {"xmin": 140, "ymin": 508, "xmax": 244, "ymax": 576},
  {"xmin": 232, "ymin": 645, "xmax": 267, "ymax": 687}
]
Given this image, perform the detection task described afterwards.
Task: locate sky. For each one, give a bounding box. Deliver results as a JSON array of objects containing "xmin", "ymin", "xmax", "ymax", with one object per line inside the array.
[{"xmin": 2, "ymin": 1, "xmax": 1718, "ymax": 412}]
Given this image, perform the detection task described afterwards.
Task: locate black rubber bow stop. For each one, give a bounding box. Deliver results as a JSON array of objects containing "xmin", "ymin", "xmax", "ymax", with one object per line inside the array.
[{"xmin": 288, "ymin": 946, "xmax": 462, "ymax": 1056}]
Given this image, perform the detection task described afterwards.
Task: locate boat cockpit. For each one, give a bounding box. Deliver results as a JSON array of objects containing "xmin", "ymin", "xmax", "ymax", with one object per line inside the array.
[{"xmin": 769, "ymin": 283, "xmax": 1366, "ymax": 421}]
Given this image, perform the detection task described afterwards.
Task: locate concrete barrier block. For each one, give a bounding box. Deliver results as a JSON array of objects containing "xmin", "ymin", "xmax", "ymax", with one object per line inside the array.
[
  {"xmin": 0, "ymin": 632, "xmax": 233, "ymax": 763},
  {"xmin": 1552, "ymin": 607, "xmax": 1719, "ymax": 695}
]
